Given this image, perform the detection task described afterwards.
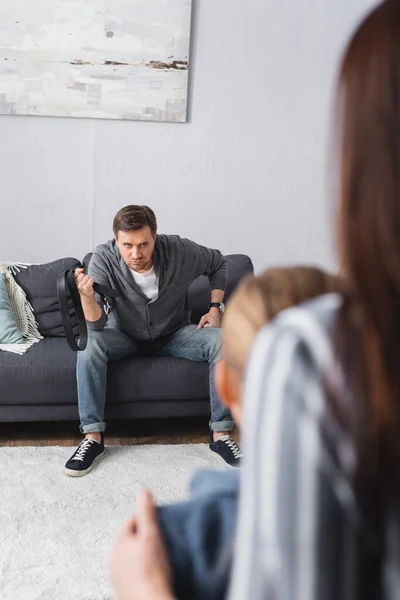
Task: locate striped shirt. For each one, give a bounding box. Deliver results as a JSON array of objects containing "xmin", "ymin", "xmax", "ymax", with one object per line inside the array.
[{"xmin": 228, "ymin": 293, "xmax": 400, "ymax": 600}]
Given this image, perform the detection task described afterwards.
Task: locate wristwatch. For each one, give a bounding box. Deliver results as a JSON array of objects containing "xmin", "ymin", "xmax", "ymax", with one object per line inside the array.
[{"xmin": 209, "ymin": 302, "xmax": 225, "ymax": 314}]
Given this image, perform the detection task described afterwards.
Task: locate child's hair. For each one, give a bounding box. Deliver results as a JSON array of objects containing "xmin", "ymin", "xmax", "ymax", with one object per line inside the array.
[{"xmin": 222, "ymin": 266, "xmax": 344, "ymax": 376}]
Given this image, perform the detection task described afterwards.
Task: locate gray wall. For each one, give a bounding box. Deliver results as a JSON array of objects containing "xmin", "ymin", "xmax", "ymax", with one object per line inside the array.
[{"xmin": 0, "ymin": 0, "xmax": 375, "ymax": 271}]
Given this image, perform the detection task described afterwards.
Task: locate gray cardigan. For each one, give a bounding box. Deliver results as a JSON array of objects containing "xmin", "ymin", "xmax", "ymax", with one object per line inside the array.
[{"xmin": 87, "ymin": 234, "xmax": 227, "ymax": 341}]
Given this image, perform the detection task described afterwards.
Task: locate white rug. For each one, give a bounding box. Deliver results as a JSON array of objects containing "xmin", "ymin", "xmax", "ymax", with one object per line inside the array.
[{"xmin": 0, "ymin": 444, "xmax": 227, "ymax": 600}]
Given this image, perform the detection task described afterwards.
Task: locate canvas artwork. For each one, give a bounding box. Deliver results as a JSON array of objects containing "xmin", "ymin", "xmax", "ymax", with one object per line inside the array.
[{"xmin": 0, "ymin": 1, "xmax": 192, "ymax": 122}]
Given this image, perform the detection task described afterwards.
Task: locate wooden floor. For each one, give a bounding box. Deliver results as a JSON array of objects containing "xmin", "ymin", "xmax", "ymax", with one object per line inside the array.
[{"xmin": 0, "ymin": 417, "xmax": 212, "ymax": 447}]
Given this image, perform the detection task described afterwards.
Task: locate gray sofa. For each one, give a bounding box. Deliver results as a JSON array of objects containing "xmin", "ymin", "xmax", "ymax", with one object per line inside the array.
[{"xmin": 0, "ymin": 254, "xmax": 253, "ymax": 423}]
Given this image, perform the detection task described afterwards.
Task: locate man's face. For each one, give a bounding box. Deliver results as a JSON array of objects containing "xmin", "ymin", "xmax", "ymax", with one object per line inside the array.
[{"xmin": 115, "ymin": 227, "xmax": 156, "ymax": 273}]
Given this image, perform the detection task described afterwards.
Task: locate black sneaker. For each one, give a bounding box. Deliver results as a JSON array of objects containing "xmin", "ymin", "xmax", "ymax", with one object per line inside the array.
[
  {"xmin": 65, "ymin": 435, "xmax": 105, "ymax": 477},
  {"xmin": 209, "ymin": 432, "xmax": 243, "ymax": 467}
]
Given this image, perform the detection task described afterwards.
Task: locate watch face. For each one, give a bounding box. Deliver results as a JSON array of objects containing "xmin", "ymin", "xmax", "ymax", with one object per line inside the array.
[{"xmin": 219, "ymin": 302, "xmax": 225, "ymax": 314}]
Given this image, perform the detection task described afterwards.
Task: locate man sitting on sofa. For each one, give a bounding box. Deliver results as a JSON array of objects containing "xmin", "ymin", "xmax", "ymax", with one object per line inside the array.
[{"xmin": 65, "ymin": 205, "xmax": 242, "ymax": 476}]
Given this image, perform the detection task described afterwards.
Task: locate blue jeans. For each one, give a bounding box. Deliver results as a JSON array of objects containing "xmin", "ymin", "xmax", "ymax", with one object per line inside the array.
[
  {"xmin": 76, "ymin": 325, "xmax": 234, "ymax": 434},
  {"xmin": 157, "ymin": 468, "xmax": 239, "ymax": 600}
]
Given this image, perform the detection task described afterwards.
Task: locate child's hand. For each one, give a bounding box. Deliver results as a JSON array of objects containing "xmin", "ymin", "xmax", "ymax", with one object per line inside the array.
[{"xmin": 110, "ymin": 489, "xmax": 174, "ymax": 600}]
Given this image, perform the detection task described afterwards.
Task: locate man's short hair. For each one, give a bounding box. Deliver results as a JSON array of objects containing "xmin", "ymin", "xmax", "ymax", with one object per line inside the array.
[{"xmin": 113, "ymin": 205, "xmax": 157, "ymax": 236}]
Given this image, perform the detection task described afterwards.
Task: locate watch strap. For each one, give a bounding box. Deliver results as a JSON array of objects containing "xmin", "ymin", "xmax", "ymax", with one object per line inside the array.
[{"xmin": 209, "ymin": 302, "xmax": 222, "ymax": 309}]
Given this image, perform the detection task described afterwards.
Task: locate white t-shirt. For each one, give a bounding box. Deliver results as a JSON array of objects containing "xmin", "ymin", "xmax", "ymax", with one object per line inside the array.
[{"xmin": 130, "ymin": 266, "xmax": 159, "ymax": 301}]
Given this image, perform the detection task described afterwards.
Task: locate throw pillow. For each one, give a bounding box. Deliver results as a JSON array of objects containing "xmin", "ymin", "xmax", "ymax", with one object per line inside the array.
[
  {"xmin": 15, "ymin": 257, "xmax": 81, "ymax": 337},
  {"xmin": 0, "ymin": 273, "xmax": 23, "ymax": 344}
]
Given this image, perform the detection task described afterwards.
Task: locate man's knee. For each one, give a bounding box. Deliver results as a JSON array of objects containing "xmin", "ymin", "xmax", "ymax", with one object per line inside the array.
[
  {"xmin": 204, "ymin": 328, "xmax": 222, "ymax": 363},
  {"xmin": 79, "ymin": 329, "xmax": 109, "ymax": 361}
]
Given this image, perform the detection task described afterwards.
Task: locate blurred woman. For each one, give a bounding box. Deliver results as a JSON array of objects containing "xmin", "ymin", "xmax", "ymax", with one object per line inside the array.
[{"xmin": 230, "ymin": 1, "xmax": 400, "ymax": 598}]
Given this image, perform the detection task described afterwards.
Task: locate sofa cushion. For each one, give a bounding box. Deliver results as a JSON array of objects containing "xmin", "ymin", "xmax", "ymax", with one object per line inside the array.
[
  {"xmin": 188, "ymin": 254, "xmax": 254, "ymax": 324},
  {"xmin": 0, "ymin": 337, "xmax": 209, "ymax": 406},
  {"xmin": 0, "ymin": 337, "xmax": 78, "ymax": 404},
  {"xmin": 0, "ymin": 273, "xmax": 23, "ymax": 344},
  {"xmin": 15, "ymin": 258, "xmax": 82, "ymax": 337},
  {"xmin": 83, "ymin": 253, "xmax": 254, "ymax": 324}
]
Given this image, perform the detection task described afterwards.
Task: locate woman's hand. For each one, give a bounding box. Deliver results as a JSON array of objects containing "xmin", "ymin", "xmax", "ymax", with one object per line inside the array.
[{"xmin": 110, "ymin": 489, "xmax": 174, "ymax": 600}]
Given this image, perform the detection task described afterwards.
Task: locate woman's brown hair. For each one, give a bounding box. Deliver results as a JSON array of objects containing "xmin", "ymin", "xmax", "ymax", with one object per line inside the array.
[{"xmin": 337, "ymin": 0, "xmax": 400, "ymax": 530}]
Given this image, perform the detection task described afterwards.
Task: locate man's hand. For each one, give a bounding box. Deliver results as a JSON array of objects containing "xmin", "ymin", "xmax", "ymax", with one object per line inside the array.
[
  {"xmin": 110, "ymin": 490, "xmax": 174, "ymax": 600},
  {"xmin": 74, "ymin": 268, "xmax": 95, "ymax": 299},
  {"xmin": 196, "ymin": 309, "xmax": 221, "ymax": 330}
]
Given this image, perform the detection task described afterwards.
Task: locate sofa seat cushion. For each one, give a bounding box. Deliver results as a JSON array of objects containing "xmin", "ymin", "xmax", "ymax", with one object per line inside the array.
[{"xmin": 0, "ymin": 338, "xmax": 209, "ymax": 406}]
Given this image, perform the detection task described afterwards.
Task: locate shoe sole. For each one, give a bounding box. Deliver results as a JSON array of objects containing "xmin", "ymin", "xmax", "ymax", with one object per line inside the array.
[
  {"xmin": 209, "ymin": 445, "xmax": 241, "ymax": 468},
  {"xmin": 64, "ymin": 448, "xmax": 105, "ymax": 477}
]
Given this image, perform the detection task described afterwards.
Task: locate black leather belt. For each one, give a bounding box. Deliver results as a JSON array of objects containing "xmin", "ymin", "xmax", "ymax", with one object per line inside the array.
[{"xmin": 57, "ymin": 269, "xmax": 119, "ymax": 352}]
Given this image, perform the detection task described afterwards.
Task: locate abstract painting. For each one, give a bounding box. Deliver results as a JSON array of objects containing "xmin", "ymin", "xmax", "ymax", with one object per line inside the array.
[{"xmin": 0, "ymin": 1, "xmax": 192, "ymax": 122}]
